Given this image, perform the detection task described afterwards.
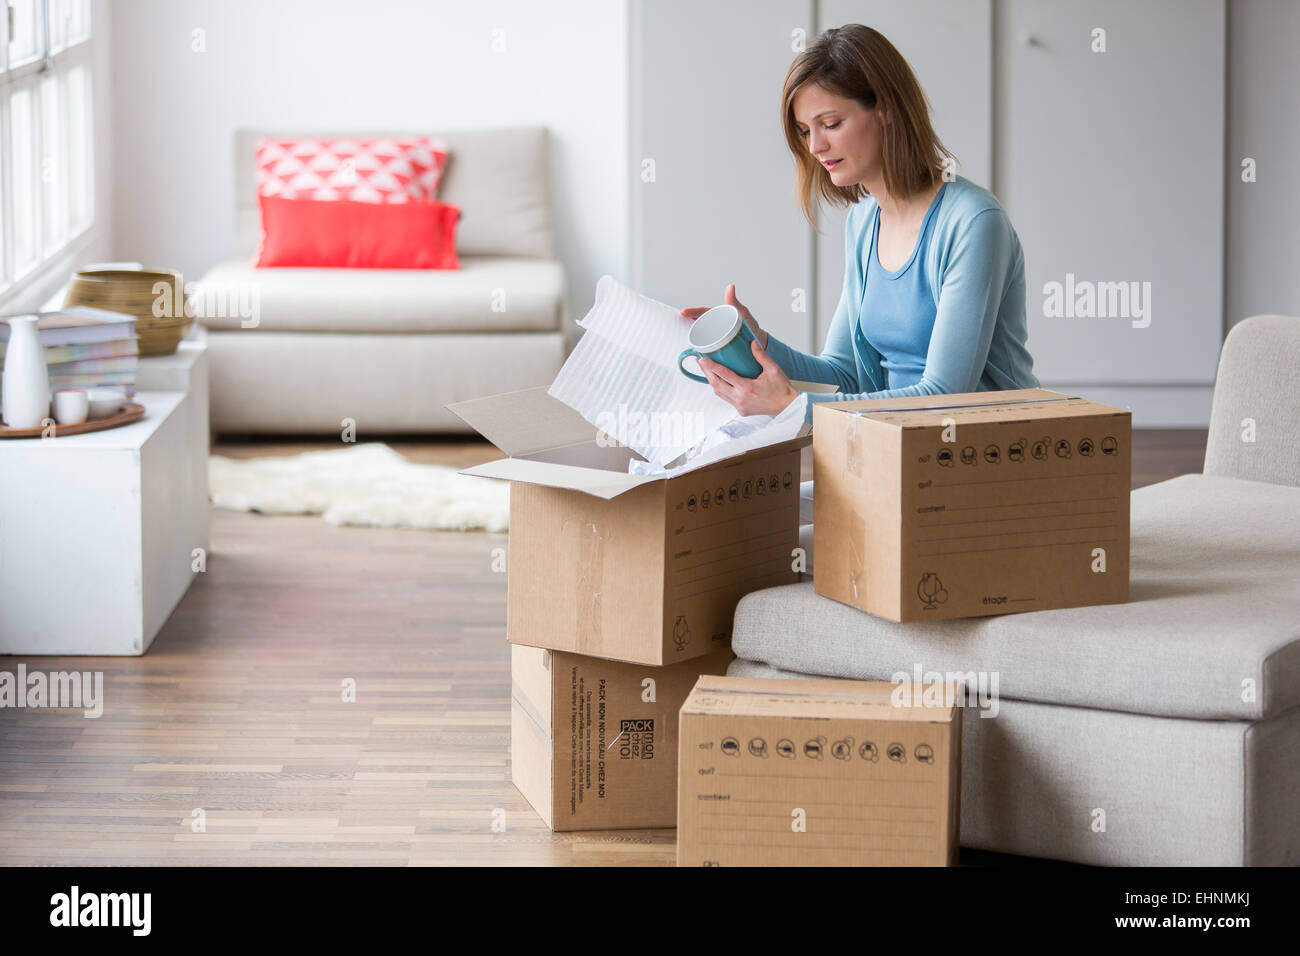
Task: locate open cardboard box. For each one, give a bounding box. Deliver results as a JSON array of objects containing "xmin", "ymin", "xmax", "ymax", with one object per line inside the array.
[{"xmin": 450, "ymin": 386, "xmax": 809, "ymax": 666}]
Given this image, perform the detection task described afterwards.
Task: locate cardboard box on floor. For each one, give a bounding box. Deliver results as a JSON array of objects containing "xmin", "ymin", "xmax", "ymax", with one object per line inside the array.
[
  {"xmin": 813, "ymin": 388, "xmax": 1131, "ymax": 622},
  {"xmin": 677, "ymin": 675, "xmax": 961, "ymax": 866},
  {"xmin": 449, "ymin": 387, "xmax": 808, "ymax": 666},
  {"xmin": 512, "ymin": 644, "xmax": 733, "ymax": 830}
]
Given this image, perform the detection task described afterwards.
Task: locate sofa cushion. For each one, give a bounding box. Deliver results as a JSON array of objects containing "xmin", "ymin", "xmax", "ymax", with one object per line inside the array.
[
  {"xmin": 192, "ymin": 255, "xmax": 563, "ymax": 333},
  {"xmin": 1203, "ymin": 314, "xmax": 1300, "ymax": 488},
  {"xmin": 204, "ymin": 329, "xmax": 565, "ymax": 433},
  {"xmin": 235, "ymin": 126, "xmax": 555, "ymax": 260},
  {"xmin": 731, "ymin": 473, "xmax": 1300, "ymax": 721},
  {"xmin": 254, "ymin": 195, "xmax": 461, "ymax": 270}
]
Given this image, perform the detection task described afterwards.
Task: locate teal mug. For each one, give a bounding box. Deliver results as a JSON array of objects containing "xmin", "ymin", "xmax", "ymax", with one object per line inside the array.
[{"xmin": 678, "ymin": 305, "xmax": 762, "ymax": 383}]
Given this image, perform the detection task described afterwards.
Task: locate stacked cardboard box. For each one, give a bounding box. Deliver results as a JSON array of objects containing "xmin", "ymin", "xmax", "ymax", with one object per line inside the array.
[
  {"xmin": 677, "ymin": 675, "xmax": 963, "ymax": 866},
  {"xmin": 451, "ymin": 386, "xmax": 809, "ymax": 830}
]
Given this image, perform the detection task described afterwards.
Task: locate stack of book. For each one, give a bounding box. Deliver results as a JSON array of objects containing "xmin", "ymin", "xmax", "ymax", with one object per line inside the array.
[{"xmin": 0, "ymin": 307, "xmax": 140, "ymax": 398}]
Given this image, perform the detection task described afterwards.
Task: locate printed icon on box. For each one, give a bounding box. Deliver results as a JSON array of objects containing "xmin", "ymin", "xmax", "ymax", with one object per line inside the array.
[
  {"xmin": 729, "ymin": 482, "xmax": 739, "ymax": 502},
  {"xmin": 1032, "ymin": 438, "xmax": 1049, "ymax": 460},
  {"xmin": 917, "ymin": 572, "xmax": 949, "ymax": 610},
  {"xmin": 782, "ymin": 471, "xmax": 793, "ymax": 489},
  {"xmin": 804, "ymin": 736, "xmax": 826, "ymax": 760},
  {"xmin": 776, "ymin": 738, "xmax": 796, "ymax": 759},
  {"xmin": 743, "ymin": 479, "xmax": 753, "ymax": 499},
  {"xmin": 937, "ymin": 447, "xmax": 954, "ymax": 467},
  {"xmin": 984, "ymin": 443, "xmax": 1000, "ymax": 464},
  {"xmin": 756, "ymin": 477, "xmax": 766, "ymax": 496},
  {"xmin": 1078, "ymin": 437, "xmax": 1095, "ymax": 457},
  {"xmin": 859, "ymin": 741, "xmax": 879, "ymax": 762},
  {"xmin": 716, "ymin": 486, "xmax": 725, "ymax": 507},
  {"xmin": 672, "ymin": 616, "xmax": 691, "ymax": 651},
  {"xmin": 887, "ymin": 742, "xmax": 907, "ymax": 763},
  {"xmin": 687, "ymin": 494, "xmax": 697, "ymax": 512},
  {"xmin": 1101, "ymin": 436, "xmax": 1118, "ymax": 456},
  {"xmin": 748, "ymin": 738, "xmax": 768, "ymax": 758},
  {"xmin": 721, "ymin": 737, "xmax": 740, "ymax": 757},
  {"xmin": 960, "ymin": 445, "xmax": 977, "ymax": 465},
  {"xmin": 831, "ymin": 737, "xmax": 854, "ymax": 760},
  {"xmin": 915, "ymin": 743, "xmax": 935, "ymax": 764},
  {"xmin": 1055, "ymin": 439, "xmax": 1072, "ymax": 459},
  {"xmin": 769, "ymin": 474, "xmax": 779, "ymax": 493},
  {"xmin": 702, "ymin": 490, "xmax": 711, "ymax": 509},
  {"xmin": 1008, "ymin": 439, "xmax": 1026, "ymax": 462}
]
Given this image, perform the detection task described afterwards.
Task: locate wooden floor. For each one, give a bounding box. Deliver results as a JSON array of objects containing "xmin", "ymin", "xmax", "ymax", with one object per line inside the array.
[{"xmin": 0, "ymin": 430, "xmax": 1208, "ymax": 866}]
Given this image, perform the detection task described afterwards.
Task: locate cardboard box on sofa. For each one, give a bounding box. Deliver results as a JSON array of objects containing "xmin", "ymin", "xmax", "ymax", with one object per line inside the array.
[
  {"xmin": 677, "ymin": 675, "xmax": 961, "ymax": 866},
  {"xmin": 511, "ymin": 644, "xmax": 734, "ymax": 831},
  {"xmin": 449, "ymin": 386, "xmax": 808, "ymax": 666},
  {"xmin": 813, "ymin": 388, "xmax": 1131, "ymax": 622}
]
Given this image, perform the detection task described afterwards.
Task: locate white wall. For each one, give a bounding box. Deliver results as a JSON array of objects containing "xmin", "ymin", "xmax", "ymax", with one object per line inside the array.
[
  {"xmin": 629, "ymin": 0, "xmax": 817, "ymax": 351},
  {"xmin": 107, "ymin": 0, "xmax": 629, "ymax": 320},
  {"xmin": 1226, "ymin": 0, "xmax": 1300, "ymax": 331}
]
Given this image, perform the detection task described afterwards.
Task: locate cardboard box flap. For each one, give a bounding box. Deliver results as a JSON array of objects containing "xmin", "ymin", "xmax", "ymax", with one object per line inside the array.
[
  {"xmin": 461, "ymin": 456, "xmax": 662, "ymax": 500},
  {"xmin": 462, "ymin": 431, "xmax": 809, "ymax": 499},
  {"xmin": 682, "ymin": 675, "xmax": 958, "ymax": 721},
  {"xmin": 446, "ymin": 386, "xmax": 597, "ymax": 457}
]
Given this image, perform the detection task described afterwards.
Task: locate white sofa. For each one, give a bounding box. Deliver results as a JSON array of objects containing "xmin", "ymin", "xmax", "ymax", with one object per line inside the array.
[
  {"xmin": 194, "ymin": 126, "xmax": 566, "ymax": 434},
  {"xmin": 732, "ymin": 314, "xmax": 1300, "ymax": 866}
]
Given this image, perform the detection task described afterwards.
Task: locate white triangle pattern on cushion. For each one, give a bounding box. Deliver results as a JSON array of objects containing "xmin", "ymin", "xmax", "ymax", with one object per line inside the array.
[{"xmin": 255, "ymin": 136, "xmax": 450, "ymax": 203}]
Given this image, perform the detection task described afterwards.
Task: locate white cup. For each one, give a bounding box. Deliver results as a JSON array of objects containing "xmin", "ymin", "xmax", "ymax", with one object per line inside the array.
[
  {"xmin": 86, "ymin": 387, "xmax": 125, "ymax": 419},
  {"xmin": 52, "ymin": 388, "xmax": 90, "ymax": 426}
]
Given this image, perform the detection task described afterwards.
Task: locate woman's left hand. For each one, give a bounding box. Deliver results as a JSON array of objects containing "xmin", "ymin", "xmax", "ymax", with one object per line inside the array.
[{"xmin": 698, "ymin": 339, "xmax": 799, "ymax": 417}]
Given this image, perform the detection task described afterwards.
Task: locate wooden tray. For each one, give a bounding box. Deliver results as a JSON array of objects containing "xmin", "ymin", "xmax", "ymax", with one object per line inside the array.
[{"xmin": 0, "ymin": 402, "xmax": 145, "ymax": 439}]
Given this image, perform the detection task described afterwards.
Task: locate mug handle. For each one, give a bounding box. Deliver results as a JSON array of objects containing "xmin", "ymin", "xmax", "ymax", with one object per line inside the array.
[{"xmin": 677, "ymin": 348, "xmax": 709, "ymax": 383}]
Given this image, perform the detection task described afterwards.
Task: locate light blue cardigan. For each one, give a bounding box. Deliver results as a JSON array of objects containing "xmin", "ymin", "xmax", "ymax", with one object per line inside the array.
[{"xmin": 765, "ymin": 175, "xmax": 1040, "ymax": 423}]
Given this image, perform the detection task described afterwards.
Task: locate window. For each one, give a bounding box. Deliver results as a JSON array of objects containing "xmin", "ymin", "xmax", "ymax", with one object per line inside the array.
[{"xmin": 0, "ymin": 0, "xmax": 94, "ymax": 297}]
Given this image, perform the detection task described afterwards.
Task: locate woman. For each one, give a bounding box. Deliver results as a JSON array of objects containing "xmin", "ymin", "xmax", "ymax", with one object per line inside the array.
[{"xmin": 682, "ymin": 24, "xmax": 1039, "ymax": 422}]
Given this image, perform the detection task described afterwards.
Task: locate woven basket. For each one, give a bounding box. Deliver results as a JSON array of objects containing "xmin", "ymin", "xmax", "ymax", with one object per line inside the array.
[{"xmin": 63, "ymin": 268, "xmax": 192, "ymax": 356}]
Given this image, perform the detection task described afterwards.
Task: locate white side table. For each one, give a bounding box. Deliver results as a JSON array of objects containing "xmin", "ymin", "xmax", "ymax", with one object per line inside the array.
[{"xmin": 0, "ymin": 333, "xmax": 210, "ymax": 655}]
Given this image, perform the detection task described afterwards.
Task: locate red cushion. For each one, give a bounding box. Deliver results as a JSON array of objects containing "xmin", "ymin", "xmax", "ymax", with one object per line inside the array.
[{"xmin": 255, "ymin": 195, "xmax": 461, "ymax": 270}]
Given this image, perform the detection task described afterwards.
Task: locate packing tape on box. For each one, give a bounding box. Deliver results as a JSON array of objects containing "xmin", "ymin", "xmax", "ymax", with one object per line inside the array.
[
  {"xmin": 568, "ymin": 516, "xmax": 608, "ymax": 654},
  {"xmin": 845, "ymin": 395, "xmax": 1081, "ymax": 416},
  {"xmin": 849, "ymin": 510, "xmax": 868, "ymax": 601},
  {"xmin": 845, "ymin": 411, "xmax": 865, "ymax": 477},
  {"xmin": 843, "ymin": 415, "xmax": 868, "ymax": 600}
]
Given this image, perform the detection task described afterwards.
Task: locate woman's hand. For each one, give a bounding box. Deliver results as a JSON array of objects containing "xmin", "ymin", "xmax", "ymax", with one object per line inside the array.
[
  {"xmin": 699, "ymin": 338, "xmax": 799, "ymax": 417},
  {"xmin": 680, "ymin": 283, "xmax": 769, "ymax": 349}
]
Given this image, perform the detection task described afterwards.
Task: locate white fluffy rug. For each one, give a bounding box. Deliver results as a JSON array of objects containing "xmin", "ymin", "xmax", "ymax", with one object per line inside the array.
[{"xmin": 208, "ymin": 442, "xmax": 509, "ymax": 532}]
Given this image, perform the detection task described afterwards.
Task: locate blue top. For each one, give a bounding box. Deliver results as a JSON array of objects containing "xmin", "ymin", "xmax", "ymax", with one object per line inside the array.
[
  {"xmin": 765, "ymin": 175, "xmax": 1040, "ymax": 423},
  {"xmin": 864, "ymin": 179, "xmax": 946, "ymax": 381}
]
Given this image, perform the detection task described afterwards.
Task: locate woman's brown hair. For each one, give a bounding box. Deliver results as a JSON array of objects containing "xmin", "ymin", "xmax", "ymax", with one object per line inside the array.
[{"xmin": 781, "ymin": 24, "xmax": 956, "ymax": 230}]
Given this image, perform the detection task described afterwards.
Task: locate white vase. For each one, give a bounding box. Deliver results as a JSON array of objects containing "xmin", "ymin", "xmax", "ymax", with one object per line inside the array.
[{"xmin": 1, "ymin": 315, "xmax": 50, "ymax": 428}]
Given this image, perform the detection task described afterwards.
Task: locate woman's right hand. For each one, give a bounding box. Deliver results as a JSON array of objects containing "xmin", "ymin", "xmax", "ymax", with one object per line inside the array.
[{"xmin": 680, "ymin": 283, "xmax": 769, "ymax": 350}]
